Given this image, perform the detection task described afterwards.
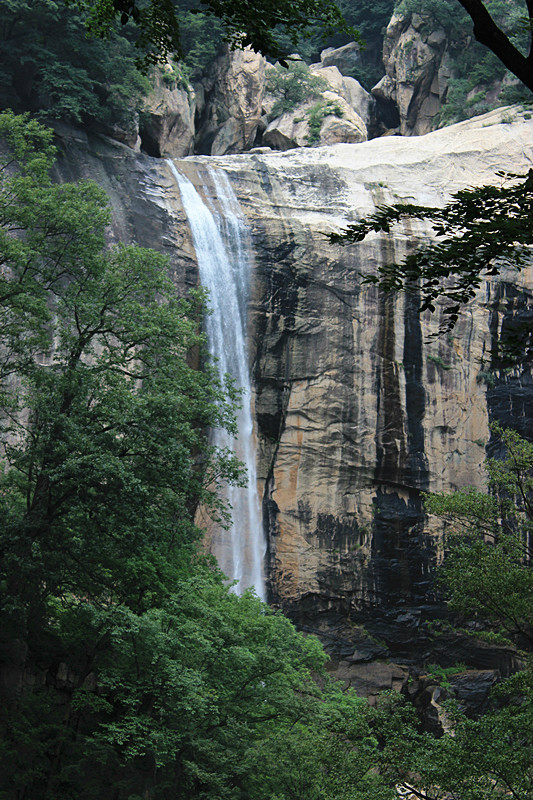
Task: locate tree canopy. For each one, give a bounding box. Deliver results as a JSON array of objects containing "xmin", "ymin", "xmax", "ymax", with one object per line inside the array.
[
  {"xmin": 76, "ymin": 0, "xmax": 360, "ymax": 66},
  {"xmin": 457, "ymin": 0, "xmax": 533, "ymax": 92},
  {"xmin": 366, "ymin": 423, "xmax": 533, "ymax": 800}
]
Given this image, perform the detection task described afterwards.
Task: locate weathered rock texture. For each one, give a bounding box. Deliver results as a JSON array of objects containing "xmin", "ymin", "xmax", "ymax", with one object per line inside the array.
[
  {"xmin": 140, "ymin": 69, "xmax": 196, "ymax": 157},
  {"xmin": 53, "ymin": 109, "xmax": 533, "ymax": 689},
  {"xmin": 320, "ymin": 42, "xmax": 362, "ymax": 75},
  {"xmin": 262, "ymin": 93, "xmax": 367, "ymax": 151},
  {"xmin": 176, "ymin": 108, "xmax": 533, "ymax": 677},
  {"xmin": 262, "ymin": 58, "xmax": 372, "ymax": 151},
  {"xmin": 373, "ymin": 12, "xmax": 450, "ymax": 135},
  {"xmin": 195, "ymin": 47, "xmax": 267, "ymax": 155}
]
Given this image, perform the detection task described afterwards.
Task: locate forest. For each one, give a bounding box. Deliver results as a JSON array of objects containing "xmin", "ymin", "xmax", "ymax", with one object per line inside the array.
[{"xmin": 0, "ymin": 0, "xmax": 532, "ymax": 798}]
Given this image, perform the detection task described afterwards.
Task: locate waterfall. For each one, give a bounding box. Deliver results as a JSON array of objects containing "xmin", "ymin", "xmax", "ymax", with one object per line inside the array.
[{"xmin": 167, "ymin": 160, "xmax": 266, "ymax": 601}]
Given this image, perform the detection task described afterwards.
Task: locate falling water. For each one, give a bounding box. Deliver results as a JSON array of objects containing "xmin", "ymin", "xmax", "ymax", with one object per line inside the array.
[{"xmin": 167, "ymin": 160, "xmax": 266, "ymax": 600}]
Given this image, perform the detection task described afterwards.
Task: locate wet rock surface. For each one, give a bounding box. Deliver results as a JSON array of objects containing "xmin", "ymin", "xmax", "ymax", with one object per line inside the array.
[{"xmin": 51, "ymin": 113, "xmax": 533, "ymax": 706}]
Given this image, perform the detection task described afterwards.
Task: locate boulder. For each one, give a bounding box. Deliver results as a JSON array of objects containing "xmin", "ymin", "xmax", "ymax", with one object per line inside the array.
[
  {"xmin": 318, "ymin": 92, "xmax": 368, "ymax": 144},
  {"xmin": 141, "ymin": 67, "xmax": 196, "ymax": 157},
  {"xmin": 263, "ymin": 91, "xmax": 367, "ymax": 150},
  {"xmin": 310, "ymin": 63, "xmax": 375, "ymax": 128},
  {"xmin": 195, "ymin": 47, "xmax": 266, "ymax": 155},
  {"xmin": 372, "ymin": 11, "xmax": 450, "ymax": 136},
  {"xmin": 320, "ymin": 41, "xmax": 361, "ymax": 75}
]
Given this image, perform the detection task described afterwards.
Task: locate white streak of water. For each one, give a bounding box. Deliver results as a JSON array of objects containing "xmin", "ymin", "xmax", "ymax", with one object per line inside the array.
[{"xmin": 167, "ymin": 160, "xmax": 266, "ymax": 600}]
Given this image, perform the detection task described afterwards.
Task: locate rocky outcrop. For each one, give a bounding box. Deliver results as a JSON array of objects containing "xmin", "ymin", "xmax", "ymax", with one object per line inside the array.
[
  {"xmin": 101, "ymin": 40, "xmax": 378, "ymax": 155},
  {"xmin": 309, "ymin": 64, "xmax": 375, "ymax": 130},
  {"xmin": 372, "ymin": 12, "xmax": 450, "ymax": 135},
  {"xmin": 186, "ymin": 108, "xmax": 533, "ymax": 662},
  {"xmin": 140, "ymin": 68, "xmax": 196, "ymax": 157},
  {"xmin": 261, "ymin": 60, "xmax": 371, "ymax": 150},
  {"xmin": 195, "ymin": 47, "xmax": 266, "ymax": 155},
  {"xmin": 52, "ymin": 109, "xmax": 533, "ymax": 688},
  {"xmin": 320, "ymin": 42, "xmax": 362, "ymax": 75},
  {"xmin": 262, "ymin": 92, "xmax": 367, "ymax": 150}
]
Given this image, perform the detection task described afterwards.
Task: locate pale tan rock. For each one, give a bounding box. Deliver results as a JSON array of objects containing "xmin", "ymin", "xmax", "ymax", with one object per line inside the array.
[
  {"xmin": 142, "ymin": 68, "xmax": 196, "ymax": 157},
  {"xmin": 310, "ymin": 64, "xmax": 374, "ymax": 128},
  {"xmin": 373, "ymin": 11, "xmax": 449, "ymax": 136},
  {"xmin": 185, "ymin": 110, "xmax": 533, "ymax": 610},
  {"xmin": 263, "ymin": 91, "xmax": 366, "ymax": 150},
  {"xmin": 196, "ymin": 47, "xmax": 266, "ymax": 155},
  {"xmin": 263, "ymin": 103, "xmax": 314, "ymax": 150},
  {"xmin": 319, "ymin": 91, "xmax": 367, "ymax": 144}
]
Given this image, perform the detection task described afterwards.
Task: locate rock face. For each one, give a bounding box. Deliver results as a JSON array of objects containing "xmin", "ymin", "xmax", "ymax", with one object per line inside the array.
[
  {"xmin": 373, "ymin": 12, "xmax": 450, "ymax": 135},
  {"xmin": 141, "ymin": 69, "xmax": 196, "ymax": 157},
  {"xmin": 53, "ymin": 109, "xmax": 533, "ymax": 688},
  {"xmin": 180, "ymin": 109, "xmax": 533, "ymax": 671},
  {"xmin": 195, "ymin": 47, "xmax": 266, "ymax": 155}
]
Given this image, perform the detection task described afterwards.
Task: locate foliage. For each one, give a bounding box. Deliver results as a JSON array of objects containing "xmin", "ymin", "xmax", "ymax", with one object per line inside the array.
[
  {"xmin": 0, "ymin": 0, "xmax": 151, "ymax": 129},
  {"xmin": 171, "ymin": 0, "xmax": 225, "ymax": 75},
  {"xmin": 426, "ymin": 422, "xmax": 533, "ymax": 646},
  {"xmin": 375, "ymin": 685, "xmax": 533, "ymax": 800},
  {"xmin": 0, "ymin": 111, "xmax": 242, "ymax": 631},
  {"xmin": 75, "ymin": 0, "xmax": 360, "ymax": 67},
  {"xmin": 367, "ymin": 425, "xmax": 533, "ymax": 800},
  {"xmin": 2, "ymin": 577, "xmax": 354, "ymax": 800},
  {"xmin": 306, "ymin": 98, "xmax": 344, "ymax": 144},
  {"xmin": 330, "ymin": 169, "xmax": 533, "ymax": 360},
  {"xmin": 0, "ymin": 110, "xmax": 237, "ymax": 796},
  {"xmin": 266, "ymin": 61, "xmax": 329, "ymax": 118}
]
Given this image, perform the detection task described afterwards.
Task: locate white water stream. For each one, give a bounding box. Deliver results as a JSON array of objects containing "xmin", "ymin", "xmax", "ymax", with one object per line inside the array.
[{"xmin": 167, "ymin": 161, "xmax": 266, "ymax": 600}]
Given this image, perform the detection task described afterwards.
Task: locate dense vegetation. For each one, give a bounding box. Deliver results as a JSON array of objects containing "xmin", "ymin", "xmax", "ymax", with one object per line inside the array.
[
  {"xmin": 1, "ymin": 1, "xmax": 533, "ymax": 796},
  {"xmin": 0, "ymin": 110, "xmax": 399, "ymax": 800},
  {"xmin": 0, "ymin": 0, "xmax": 150, "ymax": 129},
  {"xmin": 383, "ymin": 425, "xmax": 533, "ymax": 800}
]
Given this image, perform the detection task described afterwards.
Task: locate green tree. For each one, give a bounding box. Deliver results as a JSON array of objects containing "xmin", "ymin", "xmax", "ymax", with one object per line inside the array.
[
  {"xmin": 76, "ymin": 0, "xmax": 359, "ymax": 66},
  {"xmin": 265, "ymin": 61, "xmax": 328, "ymax": 118},
  {"xmin": 0, "ymin": 110, "xmax": 240, "ymax": 631},
  {"xmin": 368, "ymin": 424, "xmax": 533, "ymax": 800},
  {"xmin": 427, "ymin": 422, "xmax": 533, "ymax": 645},
  {"xmin": 0, "ymin": 110, "xmax": 236, "ymax": 794},
  {"xmin": 0, "ymin": 0, "xmax": 150, "ymax": 130}
]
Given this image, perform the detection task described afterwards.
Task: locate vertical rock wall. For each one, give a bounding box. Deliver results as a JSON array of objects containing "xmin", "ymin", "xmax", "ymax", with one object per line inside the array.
[
  {"xmin": 190, "ymin": 110, "xmax": 533, "ymax": 641},
  {"xmin": 53, "ymin": 110, "xmax": 533, "ymax": 679}
]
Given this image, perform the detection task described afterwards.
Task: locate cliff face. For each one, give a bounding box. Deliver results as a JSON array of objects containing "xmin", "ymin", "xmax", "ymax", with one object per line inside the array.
[
  {"xmin": 54, "ymin": 109, "xmax": 533, "ymax": 689},
  {"xmin": 200, "ymin": 110, "xmax": 533, "ymax": 629}
]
